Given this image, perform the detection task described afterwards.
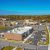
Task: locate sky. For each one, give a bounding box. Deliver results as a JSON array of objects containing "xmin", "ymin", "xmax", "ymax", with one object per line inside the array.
[{"xmin": 0, "ymin": 0, "xmax": 50, "ymax": 15}]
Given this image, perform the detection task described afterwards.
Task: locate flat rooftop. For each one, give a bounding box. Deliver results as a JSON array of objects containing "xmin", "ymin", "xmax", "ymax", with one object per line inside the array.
[{"xmin": 7, "ymin": 26, "xmax": 32, "ymax": 34}]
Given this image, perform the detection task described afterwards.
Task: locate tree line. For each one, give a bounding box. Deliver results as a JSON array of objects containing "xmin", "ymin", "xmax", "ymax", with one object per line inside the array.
[{"xmin": 0, "ymin": 15, "xmax": 50, "ymax": 22}]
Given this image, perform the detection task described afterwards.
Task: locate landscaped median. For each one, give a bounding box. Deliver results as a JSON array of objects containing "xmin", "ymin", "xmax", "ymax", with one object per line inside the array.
[
  {"xmin": 1, "ymin": 46, "xmax": 14, "ymax": 50},
  {"xmin": 2, "ymin": 46, "xmax": 23, "ymax": 50},
  {"xmin": 45, "ymin": 24, "xmax": 49, "ymax": 45},
  {"xmin": 47, "ymin": 28, "xmax": 50, "ymax": 44},
  {"xmin": 16, "ymin": 47, "xmax": 23, "ymax": 50}
]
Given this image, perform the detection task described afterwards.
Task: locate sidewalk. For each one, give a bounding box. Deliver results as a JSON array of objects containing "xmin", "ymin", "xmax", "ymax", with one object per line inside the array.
[
  {"xmin": 23, "ymin": 33, "xmax": 33, "ymax": 43},
  {"xmin": 48, "ymin": 44, "xmax": 50, "ymax": 50},
  {"xmin": 12, "ymin": 47, "xmax": 17, "ymax": 50}
]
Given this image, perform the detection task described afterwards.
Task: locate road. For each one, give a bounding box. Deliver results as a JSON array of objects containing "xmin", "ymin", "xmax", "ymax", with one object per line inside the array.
[{"xmin": 0, "ymin": 40, "xmax": 36, "ymax": 50}]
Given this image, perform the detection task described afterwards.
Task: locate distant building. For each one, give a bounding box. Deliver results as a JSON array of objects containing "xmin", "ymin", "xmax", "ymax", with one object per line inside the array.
[
  {"xmin": 24, "ymin": 19, "xmax": 38, "ymax": 25},
  {"xmin": 0, "ymin": 18, "xmax": 18, "ymax": 27},
  {"xmin": 0, "ymin": 18, "xmax": 6, "ymax": 26}
]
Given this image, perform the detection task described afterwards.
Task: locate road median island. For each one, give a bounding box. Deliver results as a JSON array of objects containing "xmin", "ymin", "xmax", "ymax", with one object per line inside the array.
[{"xmin": 1, "ymin": 46, "xmax": 14, "ymax": 50}]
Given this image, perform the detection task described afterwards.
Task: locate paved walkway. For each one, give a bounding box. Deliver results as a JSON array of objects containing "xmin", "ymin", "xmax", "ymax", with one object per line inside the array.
[
  {"xmin": 12, "ymin": 47, "xmax": 17, "ymax": 50},
  {"xmin": 23, "ymin": 33, "xmax": 33, "ymax": 43}
]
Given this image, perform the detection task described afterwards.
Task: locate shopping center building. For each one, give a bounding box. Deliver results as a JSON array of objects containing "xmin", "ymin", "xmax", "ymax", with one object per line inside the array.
[{"xmin": 1, "ymin": 26, "xmax": 33, "ymax": 41}]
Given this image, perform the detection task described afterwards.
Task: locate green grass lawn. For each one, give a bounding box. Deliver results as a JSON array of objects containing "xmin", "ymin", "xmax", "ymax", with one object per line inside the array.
[
  {"xmin": 0, "ymin": 26, "xmax": 12, "ymax": 31},
  {"xmin": 2, "ymin": 46, "xmax": 14, "ymax": 50},
  {"xmin": 47, "ymin": 28, "xmax": 50, "ymax": 44},
  {"xmin": 0, "ymin": 26, "xmax": 6, "ymax": 30},
  {"xmin": 0, "ymin": 26, "xmax": 8, "ymax": 30},
  {"xmin": 2, "ymin": 46, "xmax": 23, "ymax": 50},
  {"xmin": 16, "ymin": 47, "xmax": 23, "ymax": 50}
]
